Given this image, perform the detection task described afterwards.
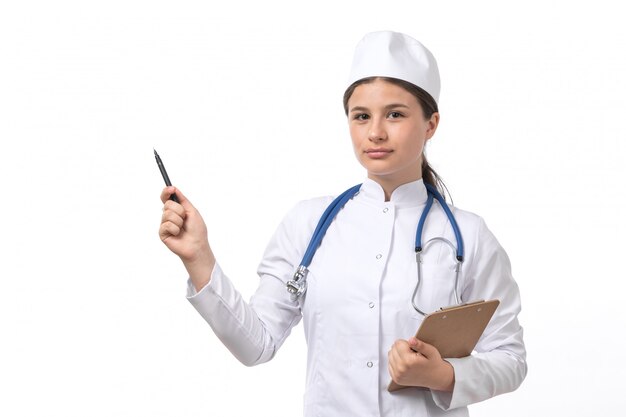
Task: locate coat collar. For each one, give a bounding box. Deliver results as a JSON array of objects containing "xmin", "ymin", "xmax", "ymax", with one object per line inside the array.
[{"xmin": 358, "ymin": 178, "xmax": 429, "ymax": 208}]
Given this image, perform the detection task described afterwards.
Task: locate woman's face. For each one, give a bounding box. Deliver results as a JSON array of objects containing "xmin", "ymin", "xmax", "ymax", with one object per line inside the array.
[{"xmin": 347, "ymin": 79, "xmax": 439, "ymax": 187}]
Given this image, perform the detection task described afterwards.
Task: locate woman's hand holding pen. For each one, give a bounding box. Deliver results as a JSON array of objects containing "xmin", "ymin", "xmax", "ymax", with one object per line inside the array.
[
  {"xmin": 387, "ymin": 337, "xmax": 455, "ymax": 392},
  {"xmin": 159, "ymin": 186, "xmax": 216, "ymax": 292}
]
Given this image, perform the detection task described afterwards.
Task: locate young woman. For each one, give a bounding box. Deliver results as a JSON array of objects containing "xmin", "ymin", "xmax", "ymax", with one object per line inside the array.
[{"xmin": 159, "ymin": 31, "xmax": 526, "ymax": 416}]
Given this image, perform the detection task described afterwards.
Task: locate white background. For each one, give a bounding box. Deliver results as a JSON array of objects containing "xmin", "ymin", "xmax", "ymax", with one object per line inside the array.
[{"xmin": 1, "ymin": 1, "xmax": 624, "ymax": 416}]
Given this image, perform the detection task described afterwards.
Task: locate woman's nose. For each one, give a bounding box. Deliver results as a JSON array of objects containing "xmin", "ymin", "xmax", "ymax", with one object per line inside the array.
[{"xmin": 368, "ymin": 120, "xmax": 387, "ymax": 142}]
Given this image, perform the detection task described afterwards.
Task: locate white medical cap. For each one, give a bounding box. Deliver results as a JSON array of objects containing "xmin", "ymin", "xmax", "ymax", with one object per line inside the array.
[{"xmin": 347, "ymin": 31, "xmax": 441, "ymax": 104}]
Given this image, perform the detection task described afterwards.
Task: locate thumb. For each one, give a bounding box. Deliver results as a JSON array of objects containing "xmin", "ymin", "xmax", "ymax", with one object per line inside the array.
[
  {"xmin": 170, "ymin": 186, "xmax": 193, "ymax": 209},
  {"xmin": 412, "ymin": 339, "xmax": 441, "ymax": 359},
  {"xmin": 161, "ymin": 186, "xmax": 193, "ymax": 209},
  {"xmin": 408, "ymin": 337, "xmax": 419, "ymax": 349}
]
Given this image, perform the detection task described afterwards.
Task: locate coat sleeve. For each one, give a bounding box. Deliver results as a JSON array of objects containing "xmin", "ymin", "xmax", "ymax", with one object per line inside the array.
[
  {"xmin": 430, "ymin": 216, "xmax": 527, "ymax": 410},
  {"xmin": 185, "ymin": 201, "xmax": 317, "ymax": 366}
]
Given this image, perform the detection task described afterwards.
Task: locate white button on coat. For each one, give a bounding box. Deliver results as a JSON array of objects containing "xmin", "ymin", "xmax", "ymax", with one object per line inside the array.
[{"xmin": 187, "ymin": 179, "xmax": 526, "ymax": 417}]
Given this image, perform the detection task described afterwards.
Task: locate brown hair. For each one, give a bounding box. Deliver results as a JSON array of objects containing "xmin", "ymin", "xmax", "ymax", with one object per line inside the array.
[{"xmin": 343, "ymin": 76, "xmax": 449, "ymax": 200}]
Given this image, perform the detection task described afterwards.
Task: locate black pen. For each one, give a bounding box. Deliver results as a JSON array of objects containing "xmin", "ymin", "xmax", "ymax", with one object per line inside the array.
[{"xmin": 154, "ymin": 149, "xmax": 180, "ymax": 203}]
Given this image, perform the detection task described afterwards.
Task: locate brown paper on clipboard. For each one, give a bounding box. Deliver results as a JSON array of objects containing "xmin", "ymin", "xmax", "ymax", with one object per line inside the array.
[{"xmin": 388, "ymin": 299, "xmax": 500, "ymax": 392}]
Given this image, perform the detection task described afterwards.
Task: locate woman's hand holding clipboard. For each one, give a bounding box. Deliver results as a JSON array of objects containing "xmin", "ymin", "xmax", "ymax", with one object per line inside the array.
[{"xmin": 388, "ymin": 299, "xmax": 500, "ymax": 392}]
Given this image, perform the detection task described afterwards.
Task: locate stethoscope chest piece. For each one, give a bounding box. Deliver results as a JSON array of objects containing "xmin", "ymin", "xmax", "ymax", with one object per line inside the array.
[{"xmin": 287, "ymin": 265, "xmax": 309, "ymax": 301}]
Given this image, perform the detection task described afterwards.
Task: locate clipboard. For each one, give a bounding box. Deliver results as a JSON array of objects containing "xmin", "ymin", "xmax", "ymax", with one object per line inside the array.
[{"xmin": 388, "ymin": 299, "xmax": 500, "ymax": 392}]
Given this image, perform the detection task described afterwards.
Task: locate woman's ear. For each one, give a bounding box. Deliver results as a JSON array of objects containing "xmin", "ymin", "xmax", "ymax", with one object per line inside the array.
[{"xmin": 425, "ymin": 112, "xmax": 440, "ymax": 140}]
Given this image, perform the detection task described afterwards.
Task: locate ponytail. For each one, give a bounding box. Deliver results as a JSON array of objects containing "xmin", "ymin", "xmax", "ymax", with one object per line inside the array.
[{"xmin": 422, "ymin": 155, "xmax": 450, "ymax": 202}]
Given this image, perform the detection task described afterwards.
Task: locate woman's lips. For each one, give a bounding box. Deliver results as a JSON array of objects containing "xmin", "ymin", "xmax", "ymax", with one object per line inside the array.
[{"xmin": 365, "ymin": 148, "xmax": 392, "ymax": 159}]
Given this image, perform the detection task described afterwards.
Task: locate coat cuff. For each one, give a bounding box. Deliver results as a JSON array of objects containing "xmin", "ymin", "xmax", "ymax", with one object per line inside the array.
[
  {"xmin": 186, "ymin": 263, "xmax": 222, "ymax": 305},
  {"xmin": 430, "ymin": 357, "xmax": 468, "ymax": 410}
]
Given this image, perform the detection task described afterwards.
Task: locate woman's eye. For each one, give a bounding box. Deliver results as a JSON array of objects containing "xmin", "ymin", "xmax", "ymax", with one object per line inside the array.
[
  {"xmin": 388, "ymin": 111, "xmax": 403, "ymax": 119},
  {"xmin": 354, "ymin": 113, "xmax": 369, "ymax": 121}
]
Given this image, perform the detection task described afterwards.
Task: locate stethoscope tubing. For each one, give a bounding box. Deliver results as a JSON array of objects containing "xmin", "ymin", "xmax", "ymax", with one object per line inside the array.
[
  {"xmin": 300, "ymin": 184, "xmax": 362, "ymax": 267},
  {"xmin": 287, "ymin": 183, "xmax": 464, "ymax": 315}
]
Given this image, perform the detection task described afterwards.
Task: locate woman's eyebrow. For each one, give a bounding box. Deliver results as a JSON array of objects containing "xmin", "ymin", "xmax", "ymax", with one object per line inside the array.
[
  {"xmin": 384, "ymin": 103, "xmax": 410, "ymax": 110},
  {"xmin": 349, "ymin": 106, "xmax": 369, "ymax": 113},
  {"xmin": 349, "ymin": 103, "xmax": 411, "ymax": 113}
]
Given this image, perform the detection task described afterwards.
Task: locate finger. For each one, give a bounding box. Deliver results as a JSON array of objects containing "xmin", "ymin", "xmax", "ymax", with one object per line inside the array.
[
  {"xmin": 394, "ymin": 339, "xmax": 410, "ymax": 350},
  {"xmin": 160, "ymin": 186, "xmax": 178, "ymax": 204},
  {"xmin": 388, "ymin": 346, "xmax": 398, "ymax": 366},
  {"xmin": 388, "ymin": 360, "xmax": 397, "ymax": 381},
  {"xmin": 161, "ymin": 210, "xmax": 184, "ymax": 229},
  {"xmin": 163, "ymin": 200, "xmax": 186, "ymax": 219},
  {"xmin": 159, "ymin": 221, "xmax": 181, "ymax": 240},
  {"xmin": 388, "ymin": 342, "xmax": 406, "ymax": 366},
  {"xmin": 393, "ymin": 339, "xmax": 414, "ymax": 356},
  {"xmin": 387, "ymin": 348, "xmax": 401, "ymax": 377}
]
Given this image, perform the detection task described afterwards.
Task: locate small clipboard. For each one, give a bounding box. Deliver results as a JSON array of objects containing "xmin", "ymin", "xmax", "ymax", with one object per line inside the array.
[{"xmin": 388, "ymin": 299, "xmax": 500, "ymax": 392}]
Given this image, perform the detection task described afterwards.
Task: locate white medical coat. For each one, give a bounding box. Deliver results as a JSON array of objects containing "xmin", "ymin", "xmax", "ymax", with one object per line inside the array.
[{"xmin": 187, "ymin": 179, "xmax": 527, "ymax": 417}]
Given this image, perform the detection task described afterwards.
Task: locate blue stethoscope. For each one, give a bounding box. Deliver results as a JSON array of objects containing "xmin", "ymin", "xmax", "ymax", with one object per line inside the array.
[{"xmin": 286, "ymin": 182, "xmax": 464, "ymax": 316}]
